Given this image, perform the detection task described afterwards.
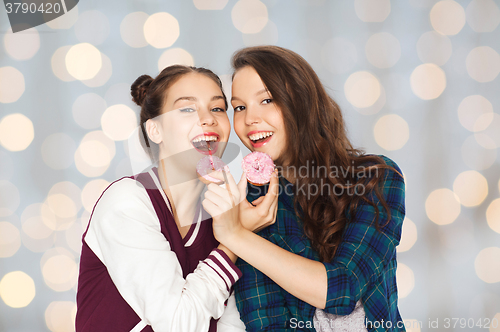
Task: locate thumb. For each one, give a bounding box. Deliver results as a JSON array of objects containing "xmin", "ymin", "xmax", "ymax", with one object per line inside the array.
[{"xmin": 237, "ymin": 172, "xmax": 248, "ymax": 201}]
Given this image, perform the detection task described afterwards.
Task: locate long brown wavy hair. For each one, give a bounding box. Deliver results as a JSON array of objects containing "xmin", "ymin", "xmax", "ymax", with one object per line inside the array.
[{"xmin": 232, "ymin": 46, "xmax": 398, "ymax": 262}]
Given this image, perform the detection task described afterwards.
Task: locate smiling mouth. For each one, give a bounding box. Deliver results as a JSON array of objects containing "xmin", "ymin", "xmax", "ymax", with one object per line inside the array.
[
  {"xmin": 191, "ymin": 134, "xmax": 220, "ymax": 155},
  {"xmin": 248, "ymin": 131, "xmax": 273, "ymax": 147}
]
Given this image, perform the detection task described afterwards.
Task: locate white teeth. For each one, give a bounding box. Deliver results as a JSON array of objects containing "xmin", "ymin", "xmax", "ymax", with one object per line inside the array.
[
  {"xmin": 249, "ymin": 132, "xmax": 273, "ymax": 141},
  {"xmin": 192, "ymin": 135, "xmax": 218, "ymax": 143}
]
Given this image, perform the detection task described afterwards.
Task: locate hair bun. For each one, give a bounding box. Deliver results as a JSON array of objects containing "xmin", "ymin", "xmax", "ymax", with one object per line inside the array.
[{"xmin": 131, "ymin": 74, "xmax": 154, "ymax": 106}]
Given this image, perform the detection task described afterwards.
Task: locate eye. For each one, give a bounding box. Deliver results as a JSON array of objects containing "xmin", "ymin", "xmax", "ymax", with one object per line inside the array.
[
  {"xmin": 179, "ymin": 107, "xmax": 196, "ymax": 113},
  {"xmin": 262, "ymin": 98, "xmax": 273, "ymax": 105},
  {"xmin": 233, "ymin": 105, "xmax": 246, "ymax": 112},
  {"xmin": 211, "ymin": 107, "xmax": 226, "ymax": 113}
]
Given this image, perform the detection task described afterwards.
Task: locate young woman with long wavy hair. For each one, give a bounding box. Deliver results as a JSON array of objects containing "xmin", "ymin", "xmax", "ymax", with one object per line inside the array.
[{"xmin": 203, "ymin": 46, "xmax": 406, "ymax": 331}]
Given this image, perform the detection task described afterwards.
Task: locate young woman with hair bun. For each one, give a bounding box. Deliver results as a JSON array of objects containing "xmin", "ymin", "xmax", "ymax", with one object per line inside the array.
[
  {"xmin": 76, "ymin": 65, "xmax": 246, "ymax": 332},
  {"xmin": 203, "ymin": 46, "xmax": 406, "ymax": 331}
]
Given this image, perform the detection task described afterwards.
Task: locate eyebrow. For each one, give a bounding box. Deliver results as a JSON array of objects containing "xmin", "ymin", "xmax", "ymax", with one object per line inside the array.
[
  {"xmin": 231, "ymin": 88, "xmax": 269, "ymax": 102},
  {"xmin": 174, "ymin": 95, "xmax": 225, "ymax": 104}
]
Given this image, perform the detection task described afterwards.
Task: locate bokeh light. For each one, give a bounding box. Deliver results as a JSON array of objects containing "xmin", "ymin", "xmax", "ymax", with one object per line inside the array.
[
  {"xmin": 242, "ymin": 20, "xmax": 279, "ymax": 47},
  {"xmin": 396, "ymin": 263, "xmax": 415, "ymax": 299},
  {"xmin": 51, "ymin": 46, "xmax": 76, "ymax": 82},
  {"xmin": 65, "ymin": 221, "xmax": 84, "ymax": 254},
  {"xmin": 0, "ymin": 271, "xmax": 36, "ymax": 308},
  {"xmin": 425, "ymin": 188, "xmax": 461, "ymax": 225},
  {"xmin": 397, "ymin": 218, "xmax": 417, "ymax": 253},
  {"xmin": 466, "ymin": 0, "xmax": 500, "ymax": 33},
  {"xmin": 373, "ymin": 114, "xmax": 409, "ymax": 151},
  {"xmin": 21, "ymin": 203, "xmax": 56, "ymax": 252},
  {"xmin": 158, "ymin": 48, "xmax": 195, "ymax": 71},
  {"xmin": 45, "ymin": 5, "xmax": 78, "ymax": 29},
  {"xmin": 354, "ymin": 0, "xmax": 391, "ymax": 22},
  {"xmin": 42, "ymin": 254, "xmax": 78, "ymax": 292},
  {"xmin": 0, "ymin": 222, "xmax": 21, "ymax": 258},
  {"xmin": 486, "ymin": 198, "xmax": 500, "ymax": 234},
  {"xmin": 0, "ymin": 66, "xmax": 25, "ymax": 103},
  {"xmin": 47, "ymin": 181, "xmax": 82, "ymax": 220},
  {"xmin": 416, "ymin": 31, "xmax": 452, "ymax": 66},
  {"xmin": 231, "ymin": 0, "xmax": 269, "ymax": 34},
  {"xmin": 65, "ymin": 43, "xmax": 102, "ymax": 81},
  {"xmin": 410, "ymin": 63, "xmax": 446, "ymax": 100},
  {"xmin": 344, "ymin": 71, "xmax": 381, "ymax": 108},
  {"xmin": 75, "ymin": 131, "xmax": 116, "ymax": 177},
  {"xmin": 474, "ymin": 247, "xmax": 500, "ymax": 283},
  {"xmin": 365, "ymin": 32, "xmax": 401, "ymax": 68},
  {"xmin": 321, "ymin": 37, "xmax": 357, "ymax": 75},
  {"xmin": 461, "ymin": 135, "xmax": 497, "ymax": 170},
  {"xmin": 82, "ymin": 53, "xmax": 113, "ymax": 88},
  {"xmin": 120, "ymin": 12, "xmax": 149, "ymax": 48},
  {"xmin": 72, "ymin": 93, "xmax": 107, "ymax": 130},
  {"xmin": 81, "ymin": 179, "xmax": 110, "ymax": 213},
  {"xmin": 101, "ymin": 104, "xmax": 137, "ymax": 141},
  {"xmin": 474, "ymin": 113, "xmax": 500, "ymax": 149},
  {"xmin": 430, "ymin": 1, "xmax": 466, "ymax": 35},
  {"xmin": 194, "ymin": 0, "xmax": 228, "ymax": 10},
  {"xmin": 457, "ymin": 95, "xmax": 493, "ymax": 132},
  {"xmin": 466, "ymin": 46, "xmax": 500, "ymax": 83},
  {"xmin": 41, "ymin": 133, "xmax": 76, "ymax": 170},
  {"xmin": 0, "ymin": 113, "xmax": 34, "ymax": 152},
  {"xmin": 3, "ymin": 27, "xmax": 40, "ymax": 60},
  {"xmin": 143, "ymin": 12, "xmax": 180, "ymax": 49},
  {"xmin": 453, "ymin": 170, "xmax": 488, "ymax": 207},
  {"xmin": 45, "ymin": 301, "xmax": 77, "ymax": 332},
  {"xmin": 74, "ymin": 10, "xmax": 110, "ymax": 45},
  {"xmin": 0, "ymin": 181, "xmax": 20, "ymax": 217}
]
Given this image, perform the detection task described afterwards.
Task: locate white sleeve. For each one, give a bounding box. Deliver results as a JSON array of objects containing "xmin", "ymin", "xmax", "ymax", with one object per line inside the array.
[
  {"xmin": 216, "ymin": 292, "xmax": 246, "ymax": 332},
  {"xmin": 84, "ymin": 178, "xmax": 242, "ymax": 332}
]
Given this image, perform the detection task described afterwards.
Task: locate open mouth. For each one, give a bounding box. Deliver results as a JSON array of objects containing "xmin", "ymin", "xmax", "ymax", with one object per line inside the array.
[
  {"xmin": 248, "ymin": 131, "xmax": 273, "ymax": 147},
  {"xmin": 191, "ymin": 133, "xmax": 220, "ymax": 155}
]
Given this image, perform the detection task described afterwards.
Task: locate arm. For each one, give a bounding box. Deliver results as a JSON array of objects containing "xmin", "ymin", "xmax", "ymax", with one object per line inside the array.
[
  {"xmin": 206, "ymin": 160, "xmax": 405, "ymax": 311},
  {"xmin": 216, "ymin": 292, "xmax": 246, "ymax": 332},
  {"xmin": 85, "ymin": 178, "xmax": 241, "ymax": 332}
]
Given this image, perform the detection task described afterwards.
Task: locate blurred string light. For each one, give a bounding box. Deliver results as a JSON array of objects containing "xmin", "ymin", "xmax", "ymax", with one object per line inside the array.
[
  {"xmin": 45, "ymin": 301, "xmax": 77, "ymax": 332},
  {"xmin": 81, "ymin": 53, "xmax": 112, "ymax": 88},
  {"xmin": 0, "ymin": 271, "xmax": 36, "ymax": 308},
  {"xmin": 486, "ymin": 199, "xmax": 500, "ymax": 234},
  {"xmin": 81, "ymin": 179, "xmax": 110, "ymax": 213},
  {"xmin": 396, "ymin": 263, "xmax": 415, "ymax": 299},
  {"xmin": 457, "ymin": 95, "xmax": 493, "ymax": 132},
  {"xmin": 0, "ymin": 221, "xmax": 21, "ymax": 258},
  {"xmin": 425, "ymin": 188, "xmax": 461, "ymax": 225},
  {"xmin": 101, "ymin": 104, "xmax": 138, "ymax": 141},
  {"xmin": 430, "ymin": 1, "xmax": 465, "ymax": 35},
  {"xmin": 65, "ymin": 43, "xmax": 102, "ymax": 81},
  {"xmin": 416, "ymin": 31, "xmax": 452, "ymax": 66},
  {"xmin": 0, "ymin": 67, "xmax": 25, "ymax": 103},
  {"xmin": 20, "ymin": 203, "xmax": 56, "ymax": 253},
  {"xmin": 158, "ymin": 48, "xmax": 195, "ymax": 71},
  {"xmin": 410, "ymin": 63, "xmax": 446, "ymax": 100},
  {"xmin": 373, "ymin": 114, "xmax": 409, "ymax": 151},
  {"xmin": 474, "ymin": 247, "xmax": 500, "ymax": 284},
  {"xmin": 144, "ymin": 12, "xmax": 180, "ymax": 49},
  {"xmin": 474, "ymin": 114, "xmax": 500, "ymax": 149},
  {"xmin": 193, "ymin": 0, "xmax": 228, "ymax": 10},
  {"xmin": 120, "ymin": 12, "xmax": 149, "ymax": 48},
  {"xmin": 344, "ymin": 71, "xmax": 381, "ymax": 108},
  {"xmin": 231, "ymin": 0, "xmax": 268, "ymax": 34},
  {"xmin": 365, "ymin": 32, "xmax": 401, "ymax": 69},
  {"xmin": 466, "ymin": 46, "xmax": 500, "ymax": 83},
  {"xmin": 397, "ymin": 217, "xmax": 417, "ymax": 253},
  {"xmin": 74, "ymin": 131, "xmax": 116, "ymax": 177},
  {"xmin": 461, "ymin": 135, "xmax": 497, "ymax": 170},
  {"xmin": 51, "ymin": 46, "xmax": 76, "ymax": 82},
  {"xmin": 41, "ymin": 247, "xmax": 78, "ymax": 292},
  {"xmin": 453, "ymin": 171, "xmax": 488, "ymax": 207},
  {"xmin": 0, "ymin": 180, "xmax": 20, "ymax": 217},
  {"xmin": 466, "ymin": 0, "xmax": 500, "ymax": 33},
  {"xmin": 0, "ymin": 113, "xmax": 34, "ymax": 152},
  {"xmin": 3, "ymin": 27, "xmax": 40, "ymax": 60},
  {"xmin": 354, "ymin": 0, "xmax": 390, "ymax": 22}
]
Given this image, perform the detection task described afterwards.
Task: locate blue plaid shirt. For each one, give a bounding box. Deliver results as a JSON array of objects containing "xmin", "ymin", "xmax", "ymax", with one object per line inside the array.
[{"xmin": 235, "ymin": 156, "xmax": 406, "ymax": 331}]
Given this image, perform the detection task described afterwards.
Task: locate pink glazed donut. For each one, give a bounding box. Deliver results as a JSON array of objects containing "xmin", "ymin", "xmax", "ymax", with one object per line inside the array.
[
  {"xmin": 196, "ymin": 155, "xmax": 229, "ymax": 184},
  {"xmin": 242, "ymin": 152, "xmax": 275, "ymax": 186}
]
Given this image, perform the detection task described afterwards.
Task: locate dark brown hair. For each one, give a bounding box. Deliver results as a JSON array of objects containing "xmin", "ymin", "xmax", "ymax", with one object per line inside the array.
[
  {"xmin": 131, "ymin": 65, "xmax": 228, "ymax": 161},
  {"xmin": 232, "ymin": 46, "xmax": 400, "ymax": 262}
]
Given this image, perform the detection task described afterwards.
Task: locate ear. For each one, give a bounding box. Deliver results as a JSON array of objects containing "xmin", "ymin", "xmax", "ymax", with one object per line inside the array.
[{"xmin": 145, "ymin": 119, "xmax": 163, "ymax": 144}]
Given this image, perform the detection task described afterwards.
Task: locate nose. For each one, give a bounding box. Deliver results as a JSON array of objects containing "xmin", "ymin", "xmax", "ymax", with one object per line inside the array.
[
  {"xmin": 244, "ymin": 105, "xmax": 261, "ymax": 126},
  {"xmin": 198, "ymin": 109, "xmax": 217, "ymax": 126}
]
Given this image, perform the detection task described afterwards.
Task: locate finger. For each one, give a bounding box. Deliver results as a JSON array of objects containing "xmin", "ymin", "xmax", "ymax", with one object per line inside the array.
[
  {"xmin": 259, "ymin": 170, "xmax": 280, "ymax": 209},
  {"xmin": 206, "ymin": 183, "xmax": 232, "ymax": 202},
  {"xmin": 251, "ymin": 196, "xmax": 265, "ymax": 206},
  {"xmin": 222, "ymin": 170, "xmax": 240, "ymax": 204},
  {"xmin": 202, "ymin": 198, "xmax": 221, "ymax": 217},
  {"xmin": 237, "ymin": 172, "xmax": 248, "ymax": 203},
  {"xmin": 204, "ymin": 189, "xmax": 225, "ymax": 208}
]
